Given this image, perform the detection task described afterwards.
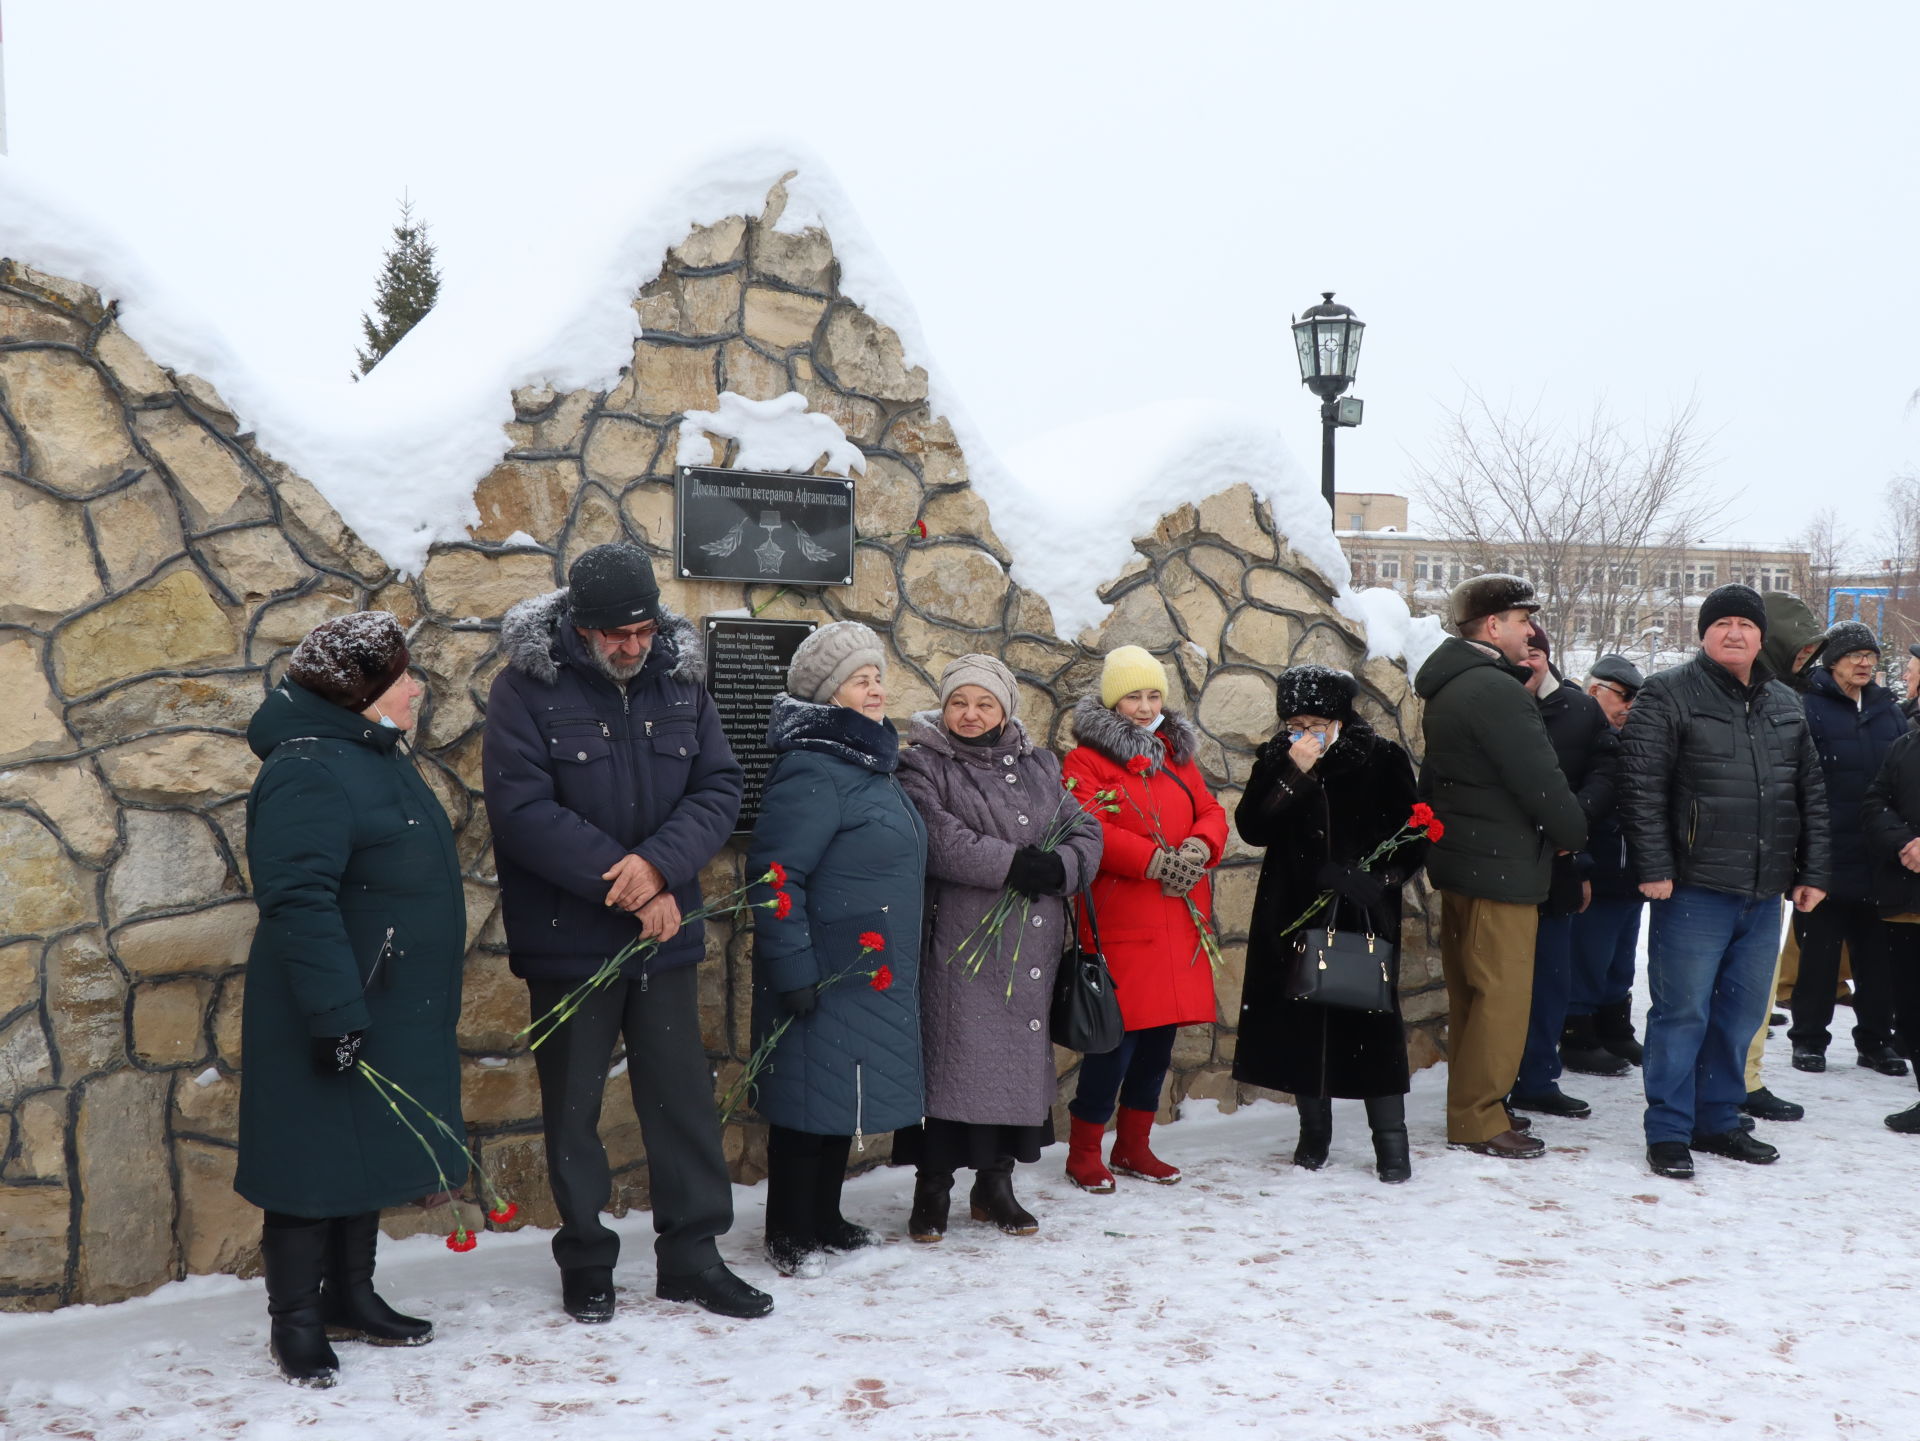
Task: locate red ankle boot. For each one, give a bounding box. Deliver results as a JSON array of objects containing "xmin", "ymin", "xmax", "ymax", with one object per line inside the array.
[
  {"xmin": 1065, "ymin": 1116, "xmax": 1115, "ymax": 1193},
  {"xmin": 1110, "ymin": 1105, "xmax": 1181, "ymax": 1184}
]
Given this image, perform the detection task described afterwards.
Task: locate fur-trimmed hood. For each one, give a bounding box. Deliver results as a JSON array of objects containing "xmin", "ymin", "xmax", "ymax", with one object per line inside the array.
[
  {"xmin": 499, "ymin": 587, "xmax": 702, "ymax": 686},
  {"xmin": 1069, "ymin": 694, "xmax": 1198, "ymax": 769},
  {"xmin": 766, "ymin": 691, "xmax": 901, "ymax": 773}
]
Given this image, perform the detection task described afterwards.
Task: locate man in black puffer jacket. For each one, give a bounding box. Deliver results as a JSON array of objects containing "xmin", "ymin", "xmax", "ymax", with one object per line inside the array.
[
  {"xmin": 1790, "ymin": 624, "xmax": 1909, "ymax": 1076},
  {"xmin": 1511, "ymin": 622, "xmax": 1622, "ymax": 1120},
  {"xmin": 484, "ymin": 544, "xmax": 769, "ymax": 1324},
  {"xmin": 1618, "ymin": 584, "xmax": 1831, "ymax": 1180}
]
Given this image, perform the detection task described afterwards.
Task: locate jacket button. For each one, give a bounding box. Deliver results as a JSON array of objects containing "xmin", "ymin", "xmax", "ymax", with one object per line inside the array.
[
  {"xmin": 1028, "ymin": 1018, "xmax": 1042, "ymax": 1031},
  {"xmin": 679, "ymin": 746, "xmax": 687, "ymax": 756},
  {"xmin": 577, "ymin": 751, "xmax": 589, "ymax": 761},
  {"xmin": 1029, "ymin": 966, "xmax": 1042, "ymax": 980},
  {"xmin": 1005, "ymin": 774, "xmax": 1017, "ymax": 784},
  {"xmin": 1003, "ymin": 756, "xmax": 1014, "ymax": 765},
  {"xmin": 1018, "ymin": 815, "xmax": 1029, "ymax": 825},
  {"xmin": 1031, "ymin": 915, "xmax": 1044, "ymax": 927}
]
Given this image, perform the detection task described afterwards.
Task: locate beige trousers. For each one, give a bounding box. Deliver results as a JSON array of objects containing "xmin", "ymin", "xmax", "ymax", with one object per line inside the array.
[{"xmin": 1439, "ymin": 890, "xmax": 1540, "ymax": 1144}]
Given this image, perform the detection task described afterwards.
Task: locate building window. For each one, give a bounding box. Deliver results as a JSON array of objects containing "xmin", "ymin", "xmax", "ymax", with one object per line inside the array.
[
  {"xmin": 1446, "ymin": 562, "xmax": 1463, "ymax": 586},
  {"xmin": 1618, "ymin": 565, "xmax": 1638, "ymax": 587},
  {"xmin": 1379, "ymin": 558, "xmax": 1400, "ymax": 580},
  {"xmin": 1414, "ymin": 554, "xmax": 1435, "ymax": 583},
  {"xmin": 1348, "ymin": 512, "xmax": 1365, "ymax": 530}
]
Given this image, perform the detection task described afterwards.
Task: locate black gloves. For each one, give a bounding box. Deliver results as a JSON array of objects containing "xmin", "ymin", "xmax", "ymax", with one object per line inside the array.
[
  {"xmin": 312, "ymin": 1030, "xmax": 365, "ymax": 1077},
  {"xmin": 778, "ymin": 987, "xmax": 818, "ymax": 1018},
  {"xmin": 1314, "ymin": 862, "xmax": 1385, "ymax": 909},
  {"xmin": 1005, "ymin": 845, "xmax": 1068, "ymax": 898}
]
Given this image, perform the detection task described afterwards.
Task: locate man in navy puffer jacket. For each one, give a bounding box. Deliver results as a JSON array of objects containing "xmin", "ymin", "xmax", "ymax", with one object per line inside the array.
[
  {"xmin": 484, "ymin": 544, "xmax": 768, "ymax": 1323},
  {"xmin": 1790, "ymin": 624, "xmax": 1910, "ymax": 1076}
]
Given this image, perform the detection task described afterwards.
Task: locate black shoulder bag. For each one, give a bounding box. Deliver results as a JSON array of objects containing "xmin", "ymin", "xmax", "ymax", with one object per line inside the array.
[
  {"xmin": 1283, "ymin": 895, "xmax": 1397, "ymax": 1013},
  {"xmin": 1051, "ymin": 887, "xmax": 1125, "ymax": 1055}
]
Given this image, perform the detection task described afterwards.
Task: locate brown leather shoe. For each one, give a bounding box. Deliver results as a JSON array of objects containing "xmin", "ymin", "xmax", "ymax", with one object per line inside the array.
[{"xmin": 1449, "ymin": 1129, "xmax": 1545, "ymax": 1159}]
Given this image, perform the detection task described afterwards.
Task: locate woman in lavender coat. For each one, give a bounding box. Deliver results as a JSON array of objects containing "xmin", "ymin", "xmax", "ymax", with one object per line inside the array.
[{"xmin": 895, "ymin": 655, "xmax": 1102, "ymax": 1242}]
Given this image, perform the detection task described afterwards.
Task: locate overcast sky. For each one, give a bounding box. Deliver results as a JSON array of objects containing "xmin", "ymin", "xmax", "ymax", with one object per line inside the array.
[{"xmin": 4, "ymin": 1, "xmax": 1911, "ymax": 555}]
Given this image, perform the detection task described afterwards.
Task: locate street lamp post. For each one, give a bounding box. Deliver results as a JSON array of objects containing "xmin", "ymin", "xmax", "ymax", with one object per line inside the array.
[{"xmin": 1291, "ymin": 292, "xmax": 1366, "ymax": 514}]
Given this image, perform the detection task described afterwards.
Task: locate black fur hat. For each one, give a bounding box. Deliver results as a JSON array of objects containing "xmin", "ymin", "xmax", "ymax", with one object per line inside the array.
[
  {"xmin": 1274, "ymin": 664, "xmax": 1358, "ymax": 722},
  {"xmin": 1821, "ymin": 621, "xmax": 1880, "ymax": 663}
]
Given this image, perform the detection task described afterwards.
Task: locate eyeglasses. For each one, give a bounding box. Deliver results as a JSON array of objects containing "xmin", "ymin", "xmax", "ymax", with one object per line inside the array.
[{"xmin": 1593, "ymin": 681, "xmax": 1636, "ymax": 702}]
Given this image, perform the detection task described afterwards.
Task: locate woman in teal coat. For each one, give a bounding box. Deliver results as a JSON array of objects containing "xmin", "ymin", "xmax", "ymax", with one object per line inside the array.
[
  {"xmin": 746, "ymin": 621, "xmax": 927, "ymax": 1279},
  {"xmin": 236, "ymin": 612, "xmax": 467, "ymax": 1388}
]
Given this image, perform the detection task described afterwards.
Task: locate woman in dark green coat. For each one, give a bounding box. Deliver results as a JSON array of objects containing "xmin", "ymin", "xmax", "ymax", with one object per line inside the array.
[{"xmin": 236, "ymin": 612, "xmax": 467, "ymax": 1388}]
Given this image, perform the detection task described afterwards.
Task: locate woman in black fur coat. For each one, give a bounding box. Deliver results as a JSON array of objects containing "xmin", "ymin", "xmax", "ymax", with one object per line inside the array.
[{"xmin": 1232, "ymin": 665, "xmax": 1426, "ymax": 1182}]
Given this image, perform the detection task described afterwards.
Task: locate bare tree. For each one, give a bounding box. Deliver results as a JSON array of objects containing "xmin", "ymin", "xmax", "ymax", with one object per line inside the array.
[
  {"xmin": 1874, "ymin": 470, "xmax": 1920, "ymax": 647},
  {"xmin": 1411, "ymin": 390, "xmax": 1720, "ymax": 657},
  {"xmin": 1796, "ymin": 507, "xmax": 1853, "ymax": 626}
]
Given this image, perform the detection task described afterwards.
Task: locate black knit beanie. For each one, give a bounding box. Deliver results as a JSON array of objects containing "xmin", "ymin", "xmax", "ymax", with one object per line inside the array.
[
  {"xmin": 1697, "ymin": 583, "xmax": 1768, "ymax": 639},
  {"xmin": 1821, "ymin": 621, "xmax": 1880, "ymax": 663},
  {"xmin": 288, "ymin": 612, "xmax": 411, "ymax": 712}
]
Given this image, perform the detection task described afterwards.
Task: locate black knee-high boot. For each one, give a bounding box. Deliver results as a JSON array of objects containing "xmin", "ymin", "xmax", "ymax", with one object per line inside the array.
[
  {"xmin": 764, "ymin": 1131, "xmax": 823, "ymax": 1276},
  {"xmin": 1293, "ymin": 1096, "xmax": 1333, "ymax": 1170},
  {"xmin": 1365, "ymin": 1094, "xmax": 1412, "ymax": 1184},
  {"xmin": 323, "ymin": 1212, "xmax": 433, "ymax": 1346},
  {"xmin": 812, "ymin": 1134, "xmax": 874, "ymax": 1252},
  {"xmin": 261, "ymin": 1215, "xmax": 340, "ymax": 1388}
]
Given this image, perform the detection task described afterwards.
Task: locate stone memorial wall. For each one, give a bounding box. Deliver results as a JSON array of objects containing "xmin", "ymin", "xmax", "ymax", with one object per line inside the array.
[{"xmin": 0, "ymin": 180, "xmax": 1441, "ymax": 1310}]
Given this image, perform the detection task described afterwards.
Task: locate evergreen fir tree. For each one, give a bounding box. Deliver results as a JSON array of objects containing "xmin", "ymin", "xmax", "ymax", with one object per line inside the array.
[{"xmin": 355, "ymin": 196, "xmax": 442, "ymax": 376}]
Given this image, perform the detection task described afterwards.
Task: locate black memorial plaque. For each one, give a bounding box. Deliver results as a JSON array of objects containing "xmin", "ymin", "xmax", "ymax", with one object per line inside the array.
[
  {"xmin": 705, "ymin": 617, "xmax": 818, "ymax": 833},
  {"xmin": 676, "ymin": 466, "xmax": 856, "ymax": 588}
]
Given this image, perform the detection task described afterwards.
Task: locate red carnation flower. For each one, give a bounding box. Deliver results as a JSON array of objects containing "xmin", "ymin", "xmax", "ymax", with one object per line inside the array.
[
  {"xmin": 487, "ymin": 1202, "xmax": 519, "ymax": 1225},
  {"xmin": 1126, "ymin": 755, "xmax": 1154, "ymax": 776},
  {"xmin": 768, "ymin": 862, "xmax": 788, "ymax": 887},
  {"xmin": 446, "ymin": 1228, "xmax": 477, "ymax": 1253},
  {"xmin": 869, "ymin": 965, "xmax": 894, "ymax": 992},
  {"xmin": 913, "ymin": 519, "xmax": 928, "ymax": 539},
  {"xmin": 858, "ymin": 931, "xmax": 886, "ymax": 953},
  {"xmin": 1426, "ymin": 820, "xmax": 1446, "ymax": 842},
  {"xmin": 1409, "ymin": 803, "xmax": 1435, "ymax": 829},
  {"xmin": 773, "ymin": 891, "xmax": 794, "ymax": 919}
]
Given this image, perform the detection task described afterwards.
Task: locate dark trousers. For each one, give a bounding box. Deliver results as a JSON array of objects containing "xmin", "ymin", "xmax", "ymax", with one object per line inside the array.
[
  {"xmin": 526, "ymin": 965, "xmax": 732, "ymax": 1279},
  {"xmin": 1567, "ymin": 897, "xmax": 1643, "ymax": 1016},
  {"xmin": 1516, "ymin": 913, "xmax": 1575, "ymax": 1095},
  {"xmin": 1881, "ymin": 922, "xmax": 1920, "ymax": 1071},
  {"xmin": 764, "ymin": 1125, "xmax": 853, "ymax": 1247},
  {"xmin": 1790, "ymin": 900, "xmax": 1895, "ymax": 1053},
  {"xmin": 1068, "ymin": 1025, "xmax": 1177, "ymax": 1124}
]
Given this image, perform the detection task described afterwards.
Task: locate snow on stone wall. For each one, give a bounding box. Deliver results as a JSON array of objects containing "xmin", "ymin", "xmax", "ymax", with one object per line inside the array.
[{"xmin": 0, "ymin": 184, "xmax": 1440, "ymax": 1311}]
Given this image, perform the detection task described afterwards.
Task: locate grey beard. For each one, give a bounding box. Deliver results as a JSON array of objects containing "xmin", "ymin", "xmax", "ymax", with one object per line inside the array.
[{"xmin": 586, "ymin": 645, "xmax": 646, "ymax": 685}]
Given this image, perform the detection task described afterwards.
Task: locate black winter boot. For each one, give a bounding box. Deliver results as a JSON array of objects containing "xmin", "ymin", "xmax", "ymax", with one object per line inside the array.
[
  {"xmin": 763, "ymin": 1146, "xmax": 824, "ymax": 1278},
  {"xmin": 908, "ymin": 1169, "xmax": 953, "ymax": 1243},
  {"xmin": 1292, "ymin": 1096, "xmax": 1333, "ymax": 1171},
  {"xmin": 1364, "ymin": 1095, "xmax": 1412, "ymax": 1184},
  {"xmin": 261, "ymin": 1216, "xmax": 340, "ymax": 1388},
  {"xmin": 323, "ymin": 1212, "xmax": 433, "ymax": 1346},
  {"xmin": 969, "ymin": 1159, "xmax": 1039, "ymax": 1236},
  {"xmin": 1594, "ymin": 1000, "xmax": 1643, "ymax": 1066},
  {"xmin": 1561, "ymin": 1014, "xmax": 1632, "ymax": 1076},
  {"xmin": 812, "ymin": 1135, "xmax": 875, "ymax": 1253}
]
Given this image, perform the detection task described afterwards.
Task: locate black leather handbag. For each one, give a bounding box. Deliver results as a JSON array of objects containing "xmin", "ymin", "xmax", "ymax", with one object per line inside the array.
[
  {"xmin": 1051, "ymin": 888, "xmax": 1124, "ymax": 1055},
  {"xmin": 1283, "ymin": 899, "xmax": 1397, "ymax": 1013}
]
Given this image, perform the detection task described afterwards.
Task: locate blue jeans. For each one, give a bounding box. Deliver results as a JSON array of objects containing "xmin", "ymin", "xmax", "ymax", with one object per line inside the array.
[
  {"xmin": 1567, "ymin": 897, "xmax": 1643, "ymax": 1016},
  {"xmin": 1642, "ymin": 886, "xmax": 1782, "ymax": 1145},
  {"xmin": 1516, "ymin": 913, "xmax": 1575, "ymax": 1095},
  {"xmin": 1069, "ymin": 1025, "xmax": 1178, "ymax": 1124}
]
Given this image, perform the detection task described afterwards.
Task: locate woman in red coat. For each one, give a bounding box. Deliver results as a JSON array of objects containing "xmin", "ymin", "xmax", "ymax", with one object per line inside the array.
[{"xmin": 1060, "ymin": 645, "xmax": 1228, "ymax": 1191}]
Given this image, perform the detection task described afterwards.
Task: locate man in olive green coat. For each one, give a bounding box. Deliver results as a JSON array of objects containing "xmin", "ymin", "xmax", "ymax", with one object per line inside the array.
[{"xmin": 1415, "ymin": 575, "xmax": 1587, "ymax": 1157}]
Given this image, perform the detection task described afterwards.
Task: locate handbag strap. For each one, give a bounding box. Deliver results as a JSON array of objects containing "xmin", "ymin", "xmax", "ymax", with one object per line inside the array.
[{"xmin": 1073, "ymin": 884, "xmax": 1105, "ymax": 954}]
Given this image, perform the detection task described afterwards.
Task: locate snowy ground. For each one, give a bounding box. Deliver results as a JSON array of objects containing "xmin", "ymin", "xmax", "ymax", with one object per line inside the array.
[{"xmin": 5, "ymin": 1014, "xmax": 1920, "ymax": 1440}]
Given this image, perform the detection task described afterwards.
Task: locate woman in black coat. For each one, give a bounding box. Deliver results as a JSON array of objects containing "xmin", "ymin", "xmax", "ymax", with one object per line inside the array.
[
  {"xmin": 1859, "ymin": 728, "xmax": 1920, "ymax": 1132},
  {"xmin": 1232, "ymin": 665, "xmax": 1426, "ymax": 1182}
]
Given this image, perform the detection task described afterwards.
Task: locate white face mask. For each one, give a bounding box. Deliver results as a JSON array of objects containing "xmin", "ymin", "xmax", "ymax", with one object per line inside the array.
[{"xmin": 1144, "ymin": 713, "xmax": 1165, "ymax": 732}]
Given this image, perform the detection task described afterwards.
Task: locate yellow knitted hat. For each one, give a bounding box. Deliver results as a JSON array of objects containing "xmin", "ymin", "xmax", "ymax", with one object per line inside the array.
[{"xmin": 1100, "ymin": 645, "xmax": 1169, "ymax": 708}]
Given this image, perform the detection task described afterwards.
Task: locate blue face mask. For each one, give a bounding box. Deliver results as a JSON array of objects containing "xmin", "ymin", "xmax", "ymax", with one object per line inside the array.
[{"xmin": 377, "ymin": 715, "xmax": 400, "ymax": 730}]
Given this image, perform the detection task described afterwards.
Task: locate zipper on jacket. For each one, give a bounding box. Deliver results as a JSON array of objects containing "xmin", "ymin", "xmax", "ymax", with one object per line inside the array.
[
  {"xmin": 854, "ymin": 1063, "xmax": 865, "ymax": 1153},
  {"xmin": 360, "ymin": 927, "xmax": 395, "ymax": 994},
  {"xmin": 598, "ymin": 720, "xmax": 611, "ymax": 739}
]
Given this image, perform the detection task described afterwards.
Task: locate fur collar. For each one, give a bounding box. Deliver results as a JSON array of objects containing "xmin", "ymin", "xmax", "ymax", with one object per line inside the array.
[
  {"xmin": 500, "ymin": 588, "xmax": 702, "ymax": 686},
  {"xmin": 1070, "ymin": 694, "xmax": 1198, "ymax": 769},
  {"xmin": 767, "ymin": 692, "xmax": 901, "ymax": 773},
  {"xmin": 906, "ymin": 709, "xmax": 1036, "ymax": 767}
]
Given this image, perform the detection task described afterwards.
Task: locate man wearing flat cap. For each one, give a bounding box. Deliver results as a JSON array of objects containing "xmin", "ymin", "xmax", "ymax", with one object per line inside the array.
[
  {"xmin": 1618, "ymin": 583, "xmax": 1830, "ymax": 1180},
  {"xmin": 1414, "ymin": 574, "xmax": 1587, "ymax": 1159},
  {"xmin": 484, "ymin": 543, "xmax": 770, "ymax": 1322}
]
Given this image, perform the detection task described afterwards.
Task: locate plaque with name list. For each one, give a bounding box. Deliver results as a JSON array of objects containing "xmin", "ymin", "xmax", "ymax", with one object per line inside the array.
[
  {"xmin": 704, "ymin": 617, "xmax": 819, "ymax": 833},
  {"xmin": 676, "ymin": 466, "xmax": 856, "ymax": 588}
]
